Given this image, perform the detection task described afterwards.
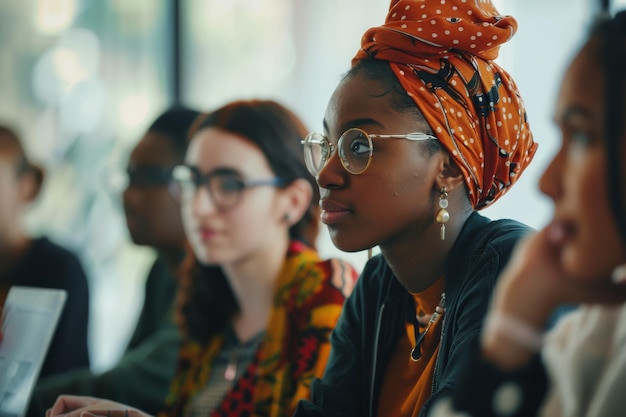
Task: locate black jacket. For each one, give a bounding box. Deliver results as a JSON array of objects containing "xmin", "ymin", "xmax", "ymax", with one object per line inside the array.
[
  {"xmin": 29, "ymin": 255, "xmax": 181, "ymax": 417},
  {"xmin": 294, "ymin": 212, "xmax": 531, "ymax": 417},
  {"xmin": 4, "ymin": 237, "xmax": 90, "ymax": 377}
]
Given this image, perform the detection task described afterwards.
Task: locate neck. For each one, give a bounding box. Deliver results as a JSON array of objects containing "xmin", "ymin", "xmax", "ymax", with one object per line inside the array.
[
  {"xmin": 381, "ymin": 210, "xmax": 472, "ymax": 293},
  {"xmin": 156, "ymin": 244, "xmax": 186, "ymax": 272},
  {"xmin": 222, "ymin": 234, "xmax": 290, "ymax": 342}
]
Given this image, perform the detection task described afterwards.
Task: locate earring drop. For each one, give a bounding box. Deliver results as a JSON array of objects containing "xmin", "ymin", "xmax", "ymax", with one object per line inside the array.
[
  {"xmin": 612, "ymin": 264, "xmax": 626, "ymax": 283},
  {"xmin": 436, "ymin": 187, "xmax": 449, "ymax": 241}
]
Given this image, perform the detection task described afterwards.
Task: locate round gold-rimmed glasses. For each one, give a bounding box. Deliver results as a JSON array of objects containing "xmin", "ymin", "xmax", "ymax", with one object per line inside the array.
[{"xmin": 301, "ymin": 127, "xmax": 437, "ymax": 176}]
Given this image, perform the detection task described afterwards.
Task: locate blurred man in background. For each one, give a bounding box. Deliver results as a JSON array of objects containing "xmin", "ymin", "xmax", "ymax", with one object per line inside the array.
[{"xmin": 28, "ymin": 106, "xmax": 201, "ymax": 416}]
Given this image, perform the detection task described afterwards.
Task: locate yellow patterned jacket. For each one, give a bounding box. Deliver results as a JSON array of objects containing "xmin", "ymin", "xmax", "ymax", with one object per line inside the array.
[{"xmin": 158, "ymin": 241, "xmax": 358, "ymax": 417}]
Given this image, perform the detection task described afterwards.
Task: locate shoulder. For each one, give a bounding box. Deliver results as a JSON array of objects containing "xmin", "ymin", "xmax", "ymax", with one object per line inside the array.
[
  {"xmin": 463, "ymin": 213, "xmax": 532, "ymax": 251},
  {"xmin": 445, "ymin": 214, "xmax": 532, "ymax": 296},
  {"xmin": 345, "ymin": 255, "xmax": 403, "ymax": 309},
  {"xmin": 30, "ymin": 237, "xmax": 88, "ymax": 286},
  {"xmin": 31, "ymin": 237, "xmax": 84, "ymax": 266},
  {"xmin": 453, "ymin": 213, "xmax": 532, "ymax": 267},
  {"xmin": 358, "ymin": 254, "xmax": 392, "ymax": 286},
  {"xmin": 303, "ymin": 256, "xmax": 359, "ymax": 301},
  {"xmin": 482, "ymin": 218, "xmax": 532, "ymax": 249}
]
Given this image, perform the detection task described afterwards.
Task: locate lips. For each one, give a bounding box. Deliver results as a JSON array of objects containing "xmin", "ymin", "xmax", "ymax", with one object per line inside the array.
[
  {"xmin": 545, "ymin": 218, "xmax": 575, "ymax": 246},
  {"xmin": 197, "ymin": 226, "xmax": 217, "ymax": 242},
  {"xmin": 319, "ymin": 199, "xmax": 352, "ymax": 225},
  {"xmin": 123, "ymin": 209, "xmax": 142, "ymax": 231}
]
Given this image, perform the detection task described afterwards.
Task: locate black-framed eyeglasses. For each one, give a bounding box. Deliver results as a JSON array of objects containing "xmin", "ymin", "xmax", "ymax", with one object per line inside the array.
[
  {"xmin": 126, "ymin": 166, "xmax": 174, "ymax": 187},
  {"xmin": 103, "ymin": 165, "xmax": 175, "ymax": 193},
  {"xmin": 172, "ymin": 165, "xmax": 286, "ymax": 210},
  {"xmin": 301, "ymin": 127, "xmax": 437, "ymax": 176}
]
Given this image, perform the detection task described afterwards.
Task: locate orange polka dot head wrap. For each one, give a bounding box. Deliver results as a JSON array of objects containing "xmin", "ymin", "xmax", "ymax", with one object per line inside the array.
[{"xmin": 353, "ymin": 0, "xmax": 538, "ymax": 209}]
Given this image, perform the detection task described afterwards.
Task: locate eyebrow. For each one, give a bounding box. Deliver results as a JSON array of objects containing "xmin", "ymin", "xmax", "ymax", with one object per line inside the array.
[
  {"xmin": 322, "ymin": 118, "xmax": 385, "ymax": 135},
  {"xmin": 553, "ymin": 106, "xmax": 596, "ymax": 127},
  {"xmin": 186, "ymin": 165, "xmax": 241, "ymax": 177}
]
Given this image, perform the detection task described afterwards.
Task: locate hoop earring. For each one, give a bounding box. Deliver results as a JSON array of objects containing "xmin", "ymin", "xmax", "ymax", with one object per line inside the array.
[{"xmin": 436, "ymin": 187, "xmax": 450, "ymax": 241}]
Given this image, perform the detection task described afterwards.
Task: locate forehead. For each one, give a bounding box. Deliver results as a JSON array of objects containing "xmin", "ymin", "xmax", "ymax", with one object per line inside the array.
[
  {"xmin": 129, "ymin": 131, "xmax": 180, "ymax": 166},
  {"xmin": 324, "ymin": 72, "xmax": 425, "ymax": 136},
  {"xmin": 0, "ymin": 139, "xmax": 21, "ymax": 176},
  {"xmin": 555, "ymin": 43, "xmax": 605, "ymax": 126},
  {"xmin": 0, "ymin": 133, "xmax": 22, "ymax": 159},
  {"xmin": 186, "ymin": 127, "xmax": 273, "ymax": 175}
]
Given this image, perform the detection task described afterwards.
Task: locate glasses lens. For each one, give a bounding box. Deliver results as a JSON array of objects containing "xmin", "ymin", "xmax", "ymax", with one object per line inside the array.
[
  {"xmin": 172, "ymin": 165, "xmax": 196, "ymax": 201},
  {"xmin": 303, "ymin": 133, "xmax": 328, "ymax": 176},
  {"xmin": 339, "ymin": 129, "xmax": 372, "ymax": 174},
  {"xmin": 127, "ymin": 166, "xmax": 172, "ymax": 187},
  {"xmin": 209, "ymin": 174, "xmax": 244, "ymax": 208},
  {"xmin": 102, "ymin": 166, "xmax": 129, "ymax": 194}
]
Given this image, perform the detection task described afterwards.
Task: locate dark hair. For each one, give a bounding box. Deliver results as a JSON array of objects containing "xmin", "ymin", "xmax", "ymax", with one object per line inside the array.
[
  {"xmin": 178, "ymin": 100, "xmax": 320, "ymax": 343},
  {"xmin": 147, "ymin": 106, "xmax": 202, "ymax": 161},
  {"xmin": 588, "ymin": 12, "xmax": 626, "ymax": 243},
  {"xmin": 0, "ymin": 125, "xmax": 45, "ymax": 199},
  {"xmin": 346, "ymin": 60, "xmax": 443, "ymax": 156}
]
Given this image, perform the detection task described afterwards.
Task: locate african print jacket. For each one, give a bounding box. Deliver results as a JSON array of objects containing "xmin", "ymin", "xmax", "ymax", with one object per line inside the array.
[{"xmin": 158, "ymin": 241, "xmax": 358, "ymax": 417}]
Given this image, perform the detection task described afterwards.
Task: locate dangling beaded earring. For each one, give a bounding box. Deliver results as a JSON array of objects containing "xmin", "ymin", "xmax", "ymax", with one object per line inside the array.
[
  {"xmin": 436, "ymin": 187, "xmax": 450, "ymax": 241},
  {"xmin": 612, "ymin": 264, "xmax": 626, "ymax": 283}
]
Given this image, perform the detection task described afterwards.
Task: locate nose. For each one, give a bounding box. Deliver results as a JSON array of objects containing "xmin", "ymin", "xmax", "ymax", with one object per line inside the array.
[
  {"xmin": 122, "ymin": 185, "xmax": 139, "ymax": 210},
  {"xmin": 538, "ymin": 146, "xmax": 564, "ymax": 202},
  {"xmin": 316, "ymin": 146, "xmax": 347, "ymax": 191},
  {"xmin": 189, "ymin": 185, "xmax": 219, "ymax": 218}
]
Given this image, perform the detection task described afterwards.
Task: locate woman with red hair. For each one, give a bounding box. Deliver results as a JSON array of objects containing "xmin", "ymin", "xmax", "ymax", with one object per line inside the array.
[{"xmin": 44, "ymin": 100, "xmax": 358, "ymax": 417}]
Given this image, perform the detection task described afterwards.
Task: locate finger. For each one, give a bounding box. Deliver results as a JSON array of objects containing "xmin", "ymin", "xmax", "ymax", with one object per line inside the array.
[
  {"xmin": 78, "ymin": 411, "xmax": 108, "ymax": 417},
  {"xmin": 81, "ymin": 410, "xmax": 135, "ymax": 417},
  {"xmin": 49, "ymin": 396, "xmax": 96, "ymax": 417}
]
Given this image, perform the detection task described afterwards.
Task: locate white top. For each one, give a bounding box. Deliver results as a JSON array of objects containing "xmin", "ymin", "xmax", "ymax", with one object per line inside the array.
[
  {"xmin": 429, "ymin": 303, "xmax": 626, "ymax": 417},
  {"xmin": 540, "ymin": 303, "xmax": 626, "ymax": 417}
]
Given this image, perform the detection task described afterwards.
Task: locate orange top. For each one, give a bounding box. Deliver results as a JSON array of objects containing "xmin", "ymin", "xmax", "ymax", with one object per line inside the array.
[{"xmin": 376, "ymin": 276, "xmax": 445, "ymax": 417}]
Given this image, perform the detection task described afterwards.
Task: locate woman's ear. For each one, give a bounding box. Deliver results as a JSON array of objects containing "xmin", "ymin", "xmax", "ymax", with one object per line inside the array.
[
  {"xmin": 19, "ymin": 168, "xmax": 43, "ymax": 204},
  {"xmin": 436, "ymin": 152, "xmax": 465, "ymax": 192},
  {"xmin": 280, "ymin": 178, "xmax": 313, "ymax": 225}
]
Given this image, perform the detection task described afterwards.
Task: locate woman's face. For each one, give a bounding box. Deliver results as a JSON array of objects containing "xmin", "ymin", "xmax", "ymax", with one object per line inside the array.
[
  {"xmin": 317, "ymin": 71, "xmax": 443, "ymax": 252},
  {"xmin": 542, "ymin": 41, "xmax": 626, "ymax": 281},
  {"xmin": 0, "ymin": 141, "xmax": 27, "ymax": 245},
  {"xmin": 122, "ymin": 131, "xmax": 185, "ymax": 250},
  {"xmin": 181, "ymin": 127, "xmax": 287, "ymax": 265}
]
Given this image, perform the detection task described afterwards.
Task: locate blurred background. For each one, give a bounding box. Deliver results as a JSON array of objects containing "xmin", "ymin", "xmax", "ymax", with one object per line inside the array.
[{"xmin": 0, "ymin": 0, "xmax": 616, "ymax": 372}]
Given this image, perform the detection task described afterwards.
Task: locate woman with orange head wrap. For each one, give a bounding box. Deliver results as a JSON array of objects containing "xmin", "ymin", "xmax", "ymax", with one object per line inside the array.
[{"xmin": 295, "ymin": 1, "xmax": 537, "ymax": 416}]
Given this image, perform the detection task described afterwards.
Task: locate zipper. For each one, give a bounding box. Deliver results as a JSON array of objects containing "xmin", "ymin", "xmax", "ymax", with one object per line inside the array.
[
  {"xmin": 369, "ymin": 301, "xmax": 386, "ymax": 417},
  {"xmin": 431, "ymin": 312, "xmax": 446, "ymax": 393}
]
